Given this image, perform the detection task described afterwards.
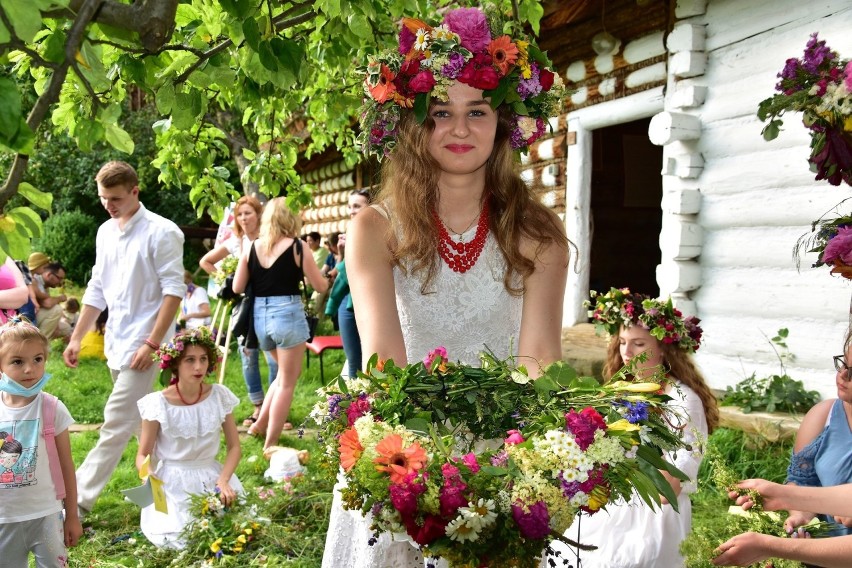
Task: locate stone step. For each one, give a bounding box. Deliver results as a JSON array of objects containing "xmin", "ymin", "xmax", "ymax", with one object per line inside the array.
[{"xmin": 562, "ymin": 323, "xmax": 609, "ymax": 379}]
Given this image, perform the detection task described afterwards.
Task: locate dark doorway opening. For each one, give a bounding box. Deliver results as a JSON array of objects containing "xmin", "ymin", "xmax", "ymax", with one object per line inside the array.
[{"xmin": 588, "ymin": 118, "xmax": 662, "ymax": 301}]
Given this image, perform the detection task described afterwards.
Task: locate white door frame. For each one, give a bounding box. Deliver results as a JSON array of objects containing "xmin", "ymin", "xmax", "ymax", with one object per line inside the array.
[{"xmin": 562, "ymin": 86, "xmax": 666, "ymax": 326}]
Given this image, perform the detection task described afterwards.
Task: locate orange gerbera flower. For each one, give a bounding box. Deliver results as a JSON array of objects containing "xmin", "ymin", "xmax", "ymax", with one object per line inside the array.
[
  {"xmin": 488, "ymin": 35, "xmax": 519, "ymax": 75},
  {"xmin": 373, "ymin": 433, "xmax": 428, "ymax": 483},
  {"xmin": 368, "ymin": 64, "xmax": 397, "ymax": 103},
  {"xmin": 339, "ymin": 428, "xmax": 364, "ymax": 471}
]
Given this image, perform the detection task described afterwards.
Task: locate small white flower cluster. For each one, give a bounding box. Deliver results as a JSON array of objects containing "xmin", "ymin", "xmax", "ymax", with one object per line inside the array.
[
  {"xmin": 814, "ymin": 81, "xmax": 852, "ymax": 118},
  {"xmin": 445, "ymin": 498, "xmax": 498, "ymax": 542}
]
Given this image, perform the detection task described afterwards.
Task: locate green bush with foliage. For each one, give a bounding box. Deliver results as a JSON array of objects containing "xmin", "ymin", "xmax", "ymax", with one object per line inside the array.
[
  {"xmin": 721, "ymin": 329, "xmax": 821, "ymax": 414},
  {"xmin": 34, "ymin": 209, "xmax": 97, "ymax": 285}
]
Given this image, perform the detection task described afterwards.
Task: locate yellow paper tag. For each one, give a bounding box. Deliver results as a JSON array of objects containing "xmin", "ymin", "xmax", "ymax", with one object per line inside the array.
[
  {"xmin": 139, "ymin": 455, "xmax": 151, "ymax": 479},
  {"xmin": 150, "ymin": 473, "xmax": 168, "ymax": 514}
]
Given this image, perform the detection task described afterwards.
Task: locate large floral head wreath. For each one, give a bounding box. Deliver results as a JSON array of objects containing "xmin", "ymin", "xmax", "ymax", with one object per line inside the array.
[
  {"xmin": 152, "ymin": 326, "xmax": 221, "ymax": 380},
  {"xmin": 585, "ymin": 288, "xmax": 703, "ymax": 353},
  {"xmin": 358, "ymin": 6, "xmax": 565, "ymax": 159}
]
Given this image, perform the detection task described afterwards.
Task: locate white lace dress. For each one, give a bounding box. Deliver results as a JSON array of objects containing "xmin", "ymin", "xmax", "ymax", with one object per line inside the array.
[
  {"xmin": 322, "ymin": 225, "xmax": 523, "ymax": 568},
  {"xmin": 137, "ymin": 384, "xmax": 244, "ymax": 549}
]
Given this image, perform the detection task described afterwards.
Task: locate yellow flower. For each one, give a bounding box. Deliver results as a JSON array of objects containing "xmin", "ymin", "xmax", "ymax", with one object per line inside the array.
[
  {"xmin": 607, "ymin": 419, "xmax": 641, "ymax": 432},
  {"xmin": 587, "ymin": 484, "xmax": 610, "ymax": 511},
  {"xmin": 210, "ymin": 538, "xmax": 222, "ymax": 553},
  {"xmin": 244, "ymin": 528, "xmax": 253, "ymax": 535},
  {"xmin": 237, "ymin": 534, "xmax": 247, "ymax": 543},
  {"xmin": 844, "ymin": 116, "xmax": 852, "ymax": 131}
]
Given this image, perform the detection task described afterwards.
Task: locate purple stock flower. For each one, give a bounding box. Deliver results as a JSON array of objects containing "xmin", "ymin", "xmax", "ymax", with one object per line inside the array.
[
  {"xmin": 517, "ymin": 63, "xmax": 543, "ymax": 99},
  {"xmin": 441, "ymin": 52, "xmax": 466, "ymax": 79}
]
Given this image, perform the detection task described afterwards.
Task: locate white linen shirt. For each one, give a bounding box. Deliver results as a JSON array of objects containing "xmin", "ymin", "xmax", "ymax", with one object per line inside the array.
[{"xmin": 83, "ymin": 203, "xmax": 185, "ymax": 370}]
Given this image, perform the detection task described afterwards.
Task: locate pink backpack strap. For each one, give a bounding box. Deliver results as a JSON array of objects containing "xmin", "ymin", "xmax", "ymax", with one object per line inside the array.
[{"xmin": 41, "ymin": 393, "xmax": 66, "ymax": 501}]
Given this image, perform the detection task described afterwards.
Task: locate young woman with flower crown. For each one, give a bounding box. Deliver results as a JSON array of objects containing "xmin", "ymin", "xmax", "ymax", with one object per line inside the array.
[
  {"xmin": 546, "ymin": 288, "xmax": 719, "ymax": 568},
  {"xmin": 324, "ymin": 6, "xmax": 569, "ymax": 567},
  {"xmin": 136, "ymin": 327, "xmax": 243, "ymax": 549}
]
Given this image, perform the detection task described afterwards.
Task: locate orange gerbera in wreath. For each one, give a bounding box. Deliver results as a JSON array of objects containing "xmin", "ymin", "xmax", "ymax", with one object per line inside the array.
[{"xmin": 373, "ymin": 434, "xmax": 428, "ymax": 483}]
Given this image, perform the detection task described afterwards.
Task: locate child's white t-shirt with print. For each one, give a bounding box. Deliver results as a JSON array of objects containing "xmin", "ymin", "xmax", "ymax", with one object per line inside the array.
[{"xmin": 0, "ymin": 391, "xmax": 74, "ymax": 523}]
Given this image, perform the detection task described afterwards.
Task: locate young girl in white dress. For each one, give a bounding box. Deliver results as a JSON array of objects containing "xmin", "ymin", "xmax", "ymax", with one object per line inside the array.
[
  {"xmin": 322, "ymin": 6, "xmax": 570, "ymax": 567},
  {"xmin": 137, "ymin": 326, "xmax": 242, "ymax": 548},
  {"xmin": 547, "ymin": 289, "xmax": 719, "ymax": 568}
]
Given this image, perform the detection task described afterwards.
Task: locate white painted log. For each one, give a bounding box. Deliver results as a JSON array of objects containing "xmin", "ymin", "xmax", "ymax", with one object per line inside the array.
[
  {"xmin": 668, "ymin": 24, "xmax": 706, "ymax": 53},
  {"xmin": 649, "ymin": 112, "xmax": 702, "ymax": 145},
  {"xmin": 657, "ymin": 259, "xmax": 702, "ymax": 293},
  {"xmin": 660, "ymin": 217, "xmax": 703, "ymax": 260},
  {"xmin": 675, "ymin": 0, "xmax": 707, "ymax": 19},
  {"xmin": 700, "ymin": 189, "xmax": 846, "ymax": 231},
  {"xmin": 661, "ymin": 188, "xmax": 701, "ymax": 214},
  {"xmin": 563, "ymin": 118, "xmax": 593, "ymax": 327},
  {"xmin": 565, "ymin": 61, "xmax": 586, "ymax": 82},
  {"xmin": 671, "ymin": 297, "xmax": 697, "ymax": 318},
  {"xmin": 593, "ymin": 53, "xmax": 617, "ymax": 75},
  {"xmin": 661, "ymin": 153, "xmax": 704, "ymax": 179},
  {"xmin": 570, "ymin": 86, "xmax": 588, "ymax": 106},
  {"xmin": 695, "ymin": 268, "xmax": 851, "ymax": 324},
  {"xmin": 598, "ymin": 77, "xmax": 617, "ymax": 96},
  {"xmin": 700, "ymin": 226, "xmax": 814, "ymax": 268},
  {"xmin": 697, "ymin": 149, "xmax": 828, "ymax": 194},
  {"xmin": 623, "ymin": 31, "xmax": 666, "ymax": 64},
  {"xmin": 671, "ymin": 51, "xmax": 707, "ymax": 78},
  {"xmin": 537, "ymin": 138, "xmax": 555, "ymax": 160},
  {"xmin": 703, "ymin": 0, "xmax": 850, "ymax": 53},
  {"xmin": 625, "ymin": 62, "xmax": 667, "ymax": 89},
  {"xmin": 568, "ymin": 87, "xmax": 663, "ymax": 130},
  {"xmin": 542, "ymin": 164, "xmax": 559, "ymax": 187},
  {"xmin": 669, "ymin": 81, "xmax": 707, "ymax": 109}
]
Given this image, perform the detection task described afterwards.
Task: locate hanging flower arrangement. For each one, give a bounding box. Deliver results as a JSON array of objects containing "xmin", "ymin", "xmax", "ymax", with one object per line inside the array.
[{"xmin": 758, "ymin": 33, "xmax": 852, "ymax": 186}]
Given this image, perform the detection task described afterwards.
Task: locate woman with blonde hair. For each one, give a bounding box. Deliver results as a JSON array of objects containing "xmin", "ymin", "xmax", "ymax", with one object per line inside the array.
[
  {"xmin": 548, "ymin": 288, "xmax": 718, "ymax": 568},
  {"xmin": 233, "ymin": 197, "xmax": 327, "ymax": 453},
  {"xmin": 199, "ymin": 195, "xmax": 278, "ymax": 426}
]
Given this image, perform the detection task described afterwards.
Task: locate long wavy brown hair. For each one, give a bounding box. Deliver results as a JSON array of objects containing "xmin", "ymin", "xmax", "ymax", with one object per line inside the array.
[
  {"xmin": 603, "ymin": 331, "xmax": 719, "ymax": 433},
  {"xmin": 376, "ymin": 105, "xmax": 569, "ymax": 295}
]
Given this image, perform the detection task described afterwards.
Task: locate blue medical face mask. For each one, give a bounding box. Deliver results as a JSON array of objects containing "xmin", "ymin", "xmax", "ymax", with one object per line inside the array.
[{"xmin": 0, "ymin": 372, "xmax": 50, "ymax": 397}]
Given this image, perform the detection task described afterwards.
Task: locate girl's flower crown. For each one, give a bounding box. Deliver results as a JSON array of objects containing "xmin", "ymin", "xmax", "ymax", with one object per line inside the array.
[
  {"xmin": 585, "ymin": 288, "xmax": 703, "ymax": 353},
  {"xmin": 358, "ymin": 6, "xmax": 565, "ymax": 159},
  {"xmin": 153, "ymin": 326, "xmax": 222, "ymax": 375}
]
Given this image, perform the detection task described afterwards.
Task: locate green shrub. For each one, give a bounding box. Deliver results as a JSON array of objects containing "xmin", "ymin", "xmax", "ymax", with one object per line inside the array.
[
  {"xmin": 721, "ymin": 328, "xmax": 820, "ymax": 414},
  {"xmin": 35, "ymin": 209, "xmax": 97, "ymax": 285}
]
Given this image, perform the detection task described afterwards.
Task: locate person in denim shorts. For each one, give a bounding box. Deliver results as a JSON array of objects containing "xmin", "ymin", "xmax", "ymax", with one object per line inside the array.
[{"xmin": 232, "ymin": 197, "xmax": 328, "ymax": 454}]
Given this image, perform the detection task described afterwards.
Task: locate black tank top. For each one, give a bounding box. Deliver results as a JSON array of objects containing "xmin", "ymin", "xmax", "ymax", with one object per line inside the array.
[{"xmin": 247, "ymin": 241, "xmax": 302, "ymax": 297}]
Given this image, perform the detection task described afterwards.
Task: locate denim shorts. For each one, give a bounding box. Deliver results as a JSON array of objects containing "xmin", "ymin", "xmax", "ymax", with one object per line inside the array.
[{"xmin": 252, "ymin": 295, "xmax": 309, "ymax": 351}]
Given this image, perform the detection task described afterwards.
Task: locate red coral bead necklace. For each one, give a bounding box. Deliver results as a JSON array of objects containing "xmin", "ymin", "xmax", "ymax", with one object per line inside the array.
[
  {"xmin": 434, "ymin": 201, "xmax": 490, "ymax": 273},
  {"xmin": 175, "ymin": 382, "xmax": 204, "ymax": 405}
]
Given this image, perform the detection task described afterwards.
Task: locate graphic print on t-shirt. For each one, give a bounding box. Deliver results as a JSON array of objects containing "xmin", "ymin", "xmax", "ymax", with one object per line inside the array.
[{"xmin": 0, "ymin": 418, "xmax": 39, "ymax": 488}]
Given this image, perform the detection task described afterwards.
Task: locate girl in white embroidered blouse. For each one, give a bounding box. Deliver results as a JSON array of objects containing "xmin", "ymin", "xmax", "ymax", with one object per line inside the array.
[{"xmin": 136, "ymin": 327, "xmax": 242, "ymax": 549}]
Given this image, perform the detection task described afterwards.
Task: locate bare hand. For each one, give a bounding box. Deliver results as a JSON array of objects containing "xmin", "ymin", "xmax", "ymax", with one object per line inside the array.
[
  {"xmin": 129, "ymin": 344, "xmax": 155, "ymax": 370},
  {"xmin": 64, "ymin": 514, "xmax": 83, "ymax": 547},
  {"xmin": 712, "ymin": 532, "xmax": 773, "ymax": 566},
  {"xmin": 216, "ymin": 480, "xmax": 236, "ymax": 506},
  {"xmin": 729, "ymin": 478, "xmax": 788, "ymax": 511},
  {"xmin": 63, "ymin": 340, "xmax": 81, "ymax": 368},
  {"xmin": 784, "ymin": 510, "xmax": 816, "ymax": 534}
]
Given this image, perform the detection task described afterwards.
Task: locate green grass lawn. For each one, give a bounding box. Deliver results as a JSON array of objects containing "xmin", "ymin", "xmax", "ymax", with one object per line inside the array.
[
  {"xmin": 44, "ymin": 315, "xmax": 799, "ymax": 568},
  {"xmin": 48, "ymin": 318, "xmax": 343, "ymax": 567}
]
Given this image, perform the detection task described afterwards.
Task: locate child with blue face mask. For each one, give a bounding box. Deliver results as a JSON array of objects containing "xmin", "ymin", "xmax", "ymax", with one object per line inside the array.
[{"xmin": 0, "ymin": 317, "xmax": 82, "ymax": 566}]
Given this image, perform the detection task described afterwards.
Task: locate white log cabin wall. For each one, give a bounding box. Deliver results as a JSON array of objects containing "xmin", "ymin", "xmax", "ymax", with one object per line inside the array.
[{"xmin": 668, "ymin": 0, "xmax": 852, "ymax": 398}]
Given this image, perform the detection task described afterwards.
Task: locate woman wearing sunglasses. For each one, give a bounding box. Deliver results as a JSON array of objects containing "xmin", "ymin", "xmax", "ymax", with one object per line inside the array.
[{"xmin": 781, "ymin": 332, "xmax": 852, "ymax": 548}]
